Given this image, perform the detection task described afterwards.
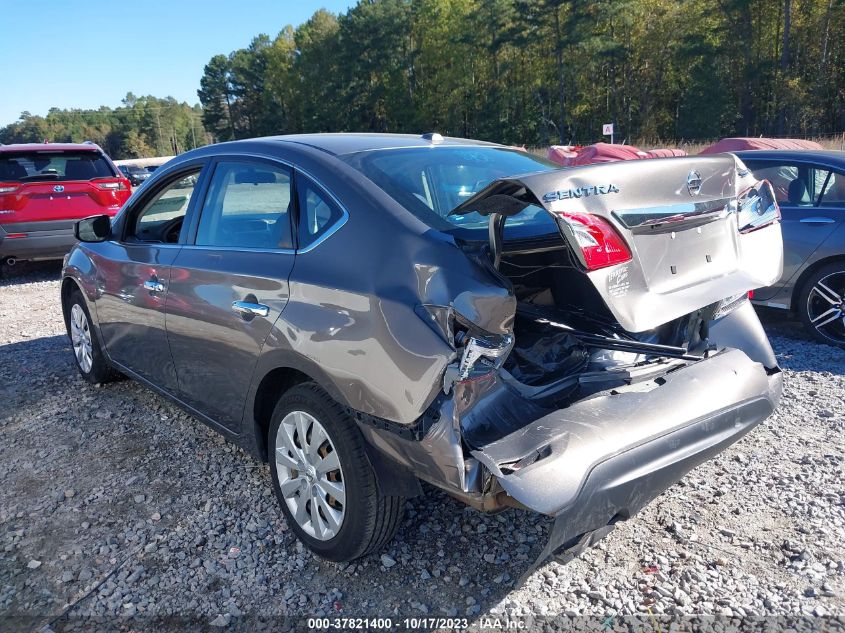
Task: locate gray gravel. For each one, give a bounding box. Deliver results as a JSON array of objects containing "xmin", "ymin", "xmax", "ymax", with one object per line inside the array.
[{"xmin": 1, "ymin": 262, "xmax": 844, "ymax": 630}]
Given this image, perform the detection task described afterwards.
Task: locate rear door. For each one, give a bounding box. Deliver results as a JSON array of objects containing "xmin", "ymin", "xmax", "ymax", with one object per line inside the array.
[
  {"xmin": 741, "ymin": 159, "xmax": 843, "ymax": 301},
  {"xmin": 94, "ymin": 164, "xmax": 207, "ymax": 391},
  {"xmin": 165, "ymin": 158, "xmax": 296, "ymax": 433}
]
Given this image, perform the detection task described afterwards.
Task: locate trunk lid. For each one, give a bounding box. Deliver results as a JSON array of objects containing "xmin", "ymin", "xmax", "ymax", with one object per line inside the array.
[{"xmin": 452, "ymin": 155, "xmax": 783, "ymax": 332}]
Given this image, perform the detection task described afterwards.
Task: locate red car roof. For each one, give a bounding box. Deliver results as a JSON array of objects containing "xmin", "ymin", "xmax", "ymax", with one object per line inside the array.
[
  {"xmin": 0, "ymin": 143, "xmax": 103, "ymax": 153},
  {"xmin": 698, "ymin": 137, "xmax": 824, "ymax": 154}
]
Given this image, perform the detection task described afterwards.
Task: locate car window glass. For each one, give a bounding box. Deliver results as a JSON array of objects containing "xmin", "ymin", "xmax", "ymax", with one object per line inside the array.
[
  {"xmin": 297, "ymin": 176, "xmax": 344, "ymax": 249},
  {"xmin": 130, "ymin": 171, "xmax": 200, "ymax": 243},
  {"xmin": 744, "ymin": 163, "xmax": 829, "ymax": 207},
  {"xmin": 818, "ymin": 171, "xmax": 845, "ymax": 208},
  {"xmin": 196, "ymin": 162, "xmax": 292, "ymax": 250},
  {"xmin": 0, "ymin": 151, "xmax": 115, "ymax": 182}
]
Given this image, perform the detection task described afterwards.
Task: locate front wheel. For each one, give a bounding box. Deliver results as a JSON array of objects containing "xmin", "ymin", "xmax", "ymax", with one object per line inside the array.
[
  {"xmin": 797, "ymin": 263, "xmax": 845, "ymax": 348},
  {"xmin": 268, "ymin": 383, "xmax": 404, "ymax": 561}
]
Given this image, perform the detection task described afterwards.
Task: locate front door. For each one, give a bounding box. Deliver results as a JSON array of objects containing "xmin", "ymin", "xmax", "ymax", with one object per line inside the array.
[
  {"xmin": 165, "ymin": 159, "xmax": 296, "ymax": 432},
  {"xmin": 742, "ymin": 160, "xmax": 843, "ymax": 301},
  {"xmin": 94, "ymin": 166, "xmax": 206, "ymax": 391}
]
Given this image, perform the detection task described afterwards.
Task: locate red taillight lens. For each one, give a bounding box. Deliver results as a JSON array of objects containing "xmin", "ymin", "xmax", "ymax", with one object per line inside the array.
[
  {"xmin": 554, "ymin": 211, "xmax": 632, "ymax": 270},
  {"xmin": 0, "ymin": 183, "xmax": 19, "ymax": 194},
  {"xmin": 747, "ymin": 289, "xmax": 754, "ymax": 299},
  {"xmin": 5, "ymin": 233, "xmax": 27, "ymax": 239}
]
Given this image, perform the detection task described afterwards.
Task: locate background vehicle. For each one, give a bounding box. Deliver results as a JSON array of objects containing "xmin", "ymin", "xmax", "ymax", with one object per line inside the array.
[
  {"xmin": 61, "ymin": 134, "xmax": 783, "ymax": 566},
  {"xmin": 736, "ymin": 150, "xmax": 845, "ymax": 346},
  {"xmin": 0, "ymin": 143, "xmax": 130, "ymax": 268},
  {"xmin": 118, "ymin": 165, "xmax": 152, "ymax": 187}
]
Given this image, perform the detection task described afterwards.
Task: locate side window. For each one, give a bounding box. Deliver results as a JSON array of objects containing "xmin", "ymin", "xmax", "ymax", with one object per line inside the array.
[
  {"xmin": 129, "ymin": 170, "xmax": 200, "ymax": 243},
  {"xmin": 196, "ymin": 162, "xmax": 293, "ymax": 250},
  {"xmin": 296, "ymin": 175, "xmax": 344, "ymax": 249},
  {"xmin": 745, "ymin": 162, "xmax": 831, "ymax": 207},
  {"xmin": 818, "ymin": 171, "xmax": 845, "ymax": 208}
]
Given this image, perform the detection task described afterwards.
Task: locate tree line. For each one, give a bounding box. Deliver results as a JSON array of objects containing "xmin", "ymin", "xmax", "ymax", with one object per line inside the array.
[
  {"xmin": 2, "ymin": 0, "xmax": 843, "ymax": 157},
  {"xmin": 0, "ymin": 94, "xmax": 208, "ymax": 159},
  {"xmin": 197, "ymin": 0, "xmax": 845, "ymax": 146}
]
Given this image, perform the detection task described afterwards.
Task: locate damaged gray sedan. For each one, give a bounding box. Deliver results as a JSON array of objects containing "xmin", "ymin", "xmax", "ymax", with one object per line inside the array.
[{"xmin": 61, "ymin": 133, "xmax": 784, "ymax": 565}]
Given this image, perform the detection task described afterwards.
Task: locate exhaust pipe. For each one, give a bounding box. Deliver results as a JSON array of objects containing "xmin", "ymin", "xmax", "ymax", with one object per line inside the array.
[{"xmin": 4, "ymin": 257, "xmax": 16, "ymax": 267}]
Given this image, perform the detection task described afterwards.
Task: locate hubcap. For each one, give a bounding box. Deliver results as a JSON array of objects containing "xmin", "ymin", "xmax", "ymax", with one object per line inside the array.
[
  {"xmin": 807, "ymin": 272, "xmax": 845, "ymax": 344},
  {"xmin": 70, "ymin": 304, "xmax": 93, "ymax": 373},
  {"xmin": 274, "ymin": 410, "xmax": 345, "ymax": 541}
]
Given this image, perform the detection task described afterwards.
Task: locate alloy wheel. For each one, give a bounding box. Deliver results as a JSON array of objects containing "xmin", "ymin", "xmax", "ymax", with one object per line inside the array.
[
  {"xmin": 70, "ymin": 304, "xmax": 93, "ymax": 373},
  {"xmin": 806, "ymin": 271, "xmax": 845, "ymax": 344},
  {"xmin": 274, "ymin": 410, "xmax": 345, "ymax": 540}
]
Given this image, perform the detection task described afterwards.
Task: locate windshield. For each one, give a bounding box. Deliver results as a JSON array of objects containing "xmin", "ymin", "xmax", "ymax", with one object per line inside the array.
[
  {"xmin": 0, "ymin": 151, "xmax": 116, "ymax": 182},
  {"xmin": 340, "ymin": 146, "xmax": 559, "ymax": 241}
]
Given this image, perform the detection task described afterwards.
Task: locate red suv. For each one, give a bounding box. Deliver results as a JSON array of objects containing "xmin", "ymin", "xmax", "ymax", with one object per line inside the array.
[{"xmin": 0, "ymin": 143, "xmax": 131, "ymax": 268}]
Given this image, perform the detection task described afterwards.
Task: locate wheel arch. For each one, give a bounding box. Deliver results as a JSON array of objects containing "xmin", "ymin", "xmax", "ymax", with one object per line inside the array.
[
  {"xmin": 248, "ymin": 356, "xmax": 423, "ymax": 498},
  {"xmin": 791, "ymin": 255, "xmax": 845, "ymax": 311},
  {"xmin": 60, "ymin": 276, "xmax": 84, "ymax": 330}
]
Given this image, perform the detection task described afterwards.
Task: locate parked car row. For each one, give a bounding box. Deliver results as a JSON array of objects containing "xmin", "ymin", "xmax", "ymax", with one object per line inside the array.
[{"xmin": 5, "ymin": 138, "xmax": 844, "ymax": 347}]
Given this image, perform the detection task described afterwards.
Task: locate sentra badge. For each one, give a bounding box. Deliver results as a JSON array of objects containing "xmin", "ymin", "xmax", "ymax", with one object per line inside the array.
[{"xmin": 543, "ymin": 184, "xmax": 619, "ymax": 202}]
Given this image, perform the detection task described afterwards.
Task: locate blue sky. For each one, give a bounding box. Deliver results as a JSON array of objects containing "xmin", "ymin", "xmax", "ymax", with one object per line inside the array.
[{"xmin": 2, "ymin": 0, "xmax": 356, "ymax": 126}]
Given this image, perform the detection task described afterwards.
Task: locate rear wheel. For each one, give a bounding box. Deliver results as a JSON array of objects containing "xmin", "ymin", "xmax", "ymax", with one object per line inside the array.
[
  {"xmin": 797, "ymin": 263, "xmax": 845, "ymax": 347},
  {"xmin": 268, "ymin": 383, "xmax": 404, "ymax": 561},
  {"xmin": 65, "ymin": 289, "xmax": 120, "ymax": 384}
]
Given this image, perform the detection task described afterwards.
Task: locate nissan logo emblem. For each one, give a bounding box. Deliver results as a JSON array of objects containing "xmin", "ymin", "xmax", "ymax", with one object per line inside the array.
[{"xmin": 686, "ymin": 171, "xmax": 702, "ymax": 196}]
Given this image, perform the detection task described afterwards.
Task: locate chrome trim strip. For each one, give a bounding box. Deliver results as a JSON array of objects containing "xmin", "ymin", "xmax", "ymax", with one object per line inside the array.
[{"xmin": 612, "ymin": 198, "xmax": 732, "ymax": 230}]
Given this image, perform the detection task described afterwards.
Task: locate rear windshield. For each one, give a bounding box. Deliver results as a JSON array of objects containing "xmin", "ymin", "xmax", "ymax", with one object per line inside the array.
[
  {"xmin": 0, "ymin": 151, "xmax": 116, "ymax": 182},
  {"xmin": 340, "ymin": 146, "xmax": 559, "ymax": 241}
]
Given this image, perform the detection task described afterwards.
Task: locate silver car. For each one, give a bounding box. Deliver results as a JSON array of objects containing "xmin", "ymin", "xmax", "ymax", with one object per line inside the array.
[{"xmin": 61, "ymin": 134, "xmax": 784, "ymax": 566}]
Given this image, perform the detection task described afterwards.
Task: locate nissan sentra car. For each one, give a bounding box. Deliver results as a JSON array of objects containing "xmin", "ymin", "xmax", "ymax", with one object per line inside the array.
[{"xmin": 61, "ymin": 133, "xmax": 784, "ymax": 565}]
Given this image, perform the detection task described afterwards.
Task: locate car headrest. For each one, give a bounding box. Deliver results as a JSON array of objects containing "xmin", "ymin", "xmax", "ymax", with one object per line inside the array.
[{"xmin": 788, "ymin": 178, "xmax": 810, "ymax": 205}]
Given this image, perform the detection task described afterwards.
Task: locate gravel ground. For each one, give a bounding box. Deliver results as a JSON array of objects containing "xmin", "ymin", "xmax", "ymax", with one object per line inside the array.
[{"xmin": 1, "ymin": 262, "xmax": 844, "ymax": 631}]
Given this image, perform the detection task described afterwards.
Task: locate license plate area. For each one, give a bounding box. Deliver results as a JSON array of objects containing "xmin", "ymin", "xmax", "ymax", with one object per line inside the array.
[{"xmin": 630, "ymin": 217, "xmax": 739, "ymax": 294}]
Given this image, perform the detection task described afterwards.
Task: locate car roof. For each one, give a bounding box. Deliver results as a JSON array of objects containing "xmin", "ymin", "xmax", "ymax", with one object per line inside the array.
[
  {"xmin": 249, "ymin": 133, "xmax": 501, "ymax": 156},
  {"xmin": 734, "ymin": 149, "xmax": 845, "ymax": 167},
  {"xmin": 0, "ymin": 142, "xmax": 104, "ymax": 154}
]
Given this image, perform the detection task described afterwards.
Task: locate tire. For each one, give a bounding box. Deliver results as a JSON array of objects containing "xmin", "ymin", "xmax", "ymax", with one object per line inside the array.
[
  {"xmin": 797, "ymin": 262, "xmax": 845, "ymax": 348},
  {"xmin": 268, "ymin": 382, "xmax": 404, "ymax": 561},
  {"xmin": 65, "ymin": 288, "xmax": 121, "ymax": 384}
]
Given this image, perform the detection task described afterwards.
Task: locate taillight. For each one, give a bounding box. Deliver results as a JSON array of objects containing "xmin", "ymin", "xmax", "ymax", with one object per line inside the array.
[
  {"xmin": 736, "ymin": 180, "xmax": 779, "ymax": 234},
  {"xmin": 95, "ymin": 179, "xmax": 129, "ymax": 191},
  {"xmin": 554, "ymin": 211, "xmax": 632, "ymax": 270},
  {"xmin": 0, "ymin": 183, "xmax": 18, "ymax": 194},
  {"xmin": 457, "ymin": 332, "xmax": 513, "ymax": 379}
]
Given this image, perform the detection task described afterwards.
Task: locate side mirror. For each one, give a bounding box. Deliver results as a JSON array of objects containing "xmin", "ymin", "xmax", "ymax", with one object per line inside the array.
[{"xmin": 75, "ymin": 214, "xmax": 112, "ymax": 242}]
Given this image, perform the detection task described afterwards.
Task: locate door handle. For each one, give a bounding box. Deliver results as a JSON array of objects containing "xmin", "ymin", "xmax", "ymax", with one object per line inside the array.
[
  {"xmin": 231, "ymin": 301, "xmax": 270, "ymax": 318},
  {"xmin": 799, "ymin": 217, "xmax": 836, "ymax": 224},
  {"xmin": 143, "ymin": 279, "xmax": 166, "ymax": 293}
]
